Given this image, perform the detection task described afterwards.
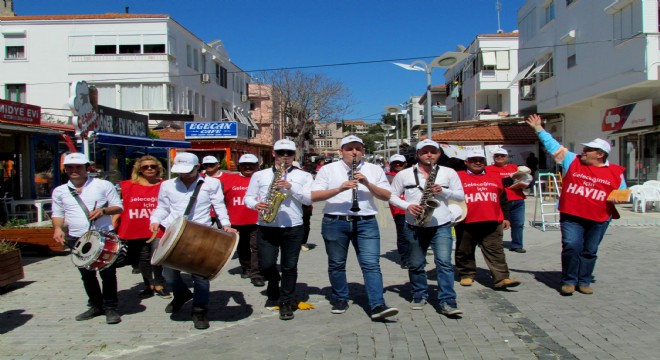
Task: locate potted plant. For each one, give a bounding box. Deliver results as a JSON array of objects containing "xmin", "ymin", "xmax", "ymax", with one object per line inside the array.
[
  {"xmin": 0, "ymin": 240, "xmax": 24, "ymax": 290},
  {"xmin": 0, "ymin": 218, "xmax": 63, "ymax": 253}
]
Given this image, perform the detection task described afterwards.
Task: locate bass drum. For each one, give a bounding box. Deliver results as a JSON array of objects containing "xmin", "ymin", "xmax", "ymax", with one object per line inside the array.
[
  {"xmin": 151, "ymin": 217, "xmax": 238, "ymax": 280},
  {"xmin": 71, "ymin": 230, "xmax": 121, "ymax": 271}
]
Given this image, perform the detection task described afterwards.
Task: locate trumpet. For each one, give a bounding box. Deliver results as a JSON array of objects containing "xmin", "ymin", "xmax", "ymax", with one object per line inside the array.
[{"xmin": 349, "ymin": 154, "xmax": 361, "ymax": 212}]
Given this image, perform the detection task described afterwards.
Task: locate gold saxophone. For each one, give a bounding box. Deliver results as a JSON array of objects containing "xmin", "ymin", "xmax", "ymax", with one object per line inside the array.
[
  {"xmin": 415, "ymin": 164, "xmax": 442, "ymax": 227},
  {"xmin": 259, "ymin": 164, "xmax": 289, "ymax": 223}
]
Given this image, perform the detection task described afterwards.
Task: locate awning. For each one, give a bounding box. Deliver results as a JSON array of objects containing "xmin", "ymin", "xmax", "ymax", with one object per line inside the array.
[
  {"xmin": 481, "ymin": 52, "xmax": 497, "ymax": 66},
  {"xmin": 223, "ymin": 108, "xmax": 236, "ymax": 122},
  {"xmin": 235, "ymin": 111, "xmax": 257, "ymax": 128},
  {"xmin": 95, "ymin": 132, "xmax": 191, "ymax": 148},
  {"xmin": 607, "ymin": 125, "xmax": 660, "ymax": 138},
  {"xmin": 507, "ymin": 63, "xmax": 535, "ymax": 88},
  {"xmin": 526, "ymin": 59, "xmax": 550, "ymax": 79},
  {"xmin": 0, "ymin": 122, "xmax": 62, "ymax": 135}
]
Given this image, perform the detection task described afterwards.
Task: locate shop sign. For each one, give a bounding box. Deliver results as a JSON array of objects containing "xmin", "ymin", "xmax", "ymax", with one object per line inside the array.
[
  {"xmin": 68, "ymin": 81, "xmax": 99, "ymax": 139},
  {"xmin": 96, "ymin": 105, "xmax": 147, "ymax": 137},
  {"xmin": 185, "ymin": 121, "xmax": 249, "ymax": 139},
  {"xmin": 0, "ymin": 98, "xmax": 40, "ymax": 125},
  {"xmin": 601, "ymin": 99, "xmax": 652, "ymax": 132}
]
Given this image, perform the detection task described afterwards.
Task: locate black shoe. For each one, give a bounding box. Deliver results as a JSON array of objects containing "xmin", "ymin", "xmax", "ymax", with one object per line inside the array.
[
  {"xmin": 279, "ymin": 305, "xmax": 294, "ymax": 320},
  {"xmin": 165, "ymin": 291, "xmax": 193, "ymax": 314},
  {"xmin": 331, "ymin": 300, "xmax": 349, "ymax": 314},
  {"xmin": 154, "ymin": 287, "xmax": 172, "ymax": 299},
  {"xmin": 251, "ymin": 278, "xmax": 265, "ymax": 287},
  {"xmin": 240, "ymin": 270, "xmax": 250, "ymax": 279},
  {"xmin": 139, "ymin": 288, "xmax": 154, "ymax": 299},
  {"xmin": 105, "ymin": 308, "xmax": 122, "ymax": 324},
  {"xmin": 509, "ymin": 248, "xmax": 527, "ymax": 253},
  {"xmin": 266, "ymin": 280, "xmax": 280, "ymax": 301},
  {"xmin": 75, "ymin": 306, "xmax": 103, "ymax": 321},
  {"xmin": 370, "ymin": 305, "xmax": 399, "ymax": 320},
  {"xmin": 191, "ymin": 309, "xmax": 209, "ymax": 330}
]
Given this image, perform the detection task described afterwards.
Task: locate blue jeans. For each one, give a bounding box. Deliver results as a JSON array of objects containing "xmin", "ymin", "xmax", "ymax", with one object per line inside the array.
[
  {"xmin": 321, "ymin": 216, "xmax": 385, "ymax": 309},
  {"xmin": 163, "ymin": 267, "xmax": 209, "ymax": 309},
  {"xmin": 509, "ymin": 200, "xmax": 525, "ymax": 249},
  {"xmin": 560, "ymin": 213, "xmax": 611, "ymax": 286},
  {"xmin": 405, "ymin": 223, "xmax": 457, "ymax": 307},
  {"xmin": 394, "ymin": 214, "xmax": 409, "ymax": 265}
]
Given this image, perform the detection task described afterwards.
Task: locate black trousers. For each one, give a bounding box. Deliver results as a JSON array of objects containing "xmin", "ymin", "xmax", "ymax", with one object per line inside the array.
[{"xmin": 68, "ymin": 236, "xmax": 118, "ymax": 310}]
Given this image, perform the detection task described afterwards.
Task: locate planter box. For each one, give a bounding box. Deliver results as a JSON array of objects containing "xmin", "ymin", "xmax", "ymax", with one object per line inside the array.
[
  {"xmin": 0, "ymin": 249, "xmax": 24, "ymax": 288},
  {"xmin": 0, "ymin": 227, "xmax": 64, "ymax": 252}
]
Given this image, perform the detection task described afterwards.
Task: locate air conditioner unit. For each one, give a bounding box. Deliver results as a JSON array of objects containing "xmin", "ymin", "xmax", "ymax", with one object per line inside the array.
[
  {"xmin": 201, "ymin": 73, "xmax": 210, "ymax": 84},
  {"xmin": 241, "ymin": 94, "xmax": 248, "ymax": 102},
  {"xmin": 521, "ymin": 85, "xmax": 535, "ymax": 100}
]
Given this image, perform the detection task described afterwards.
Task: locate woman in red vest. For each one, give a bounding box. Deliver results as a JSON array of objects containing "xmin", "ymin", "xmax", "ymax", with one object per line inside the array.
[
  {"xmin": 115, "ymin": 155, "xmax": 170, "ymax": 299},
  {"xmin": 527, "ymin": 114, "xmax": 627, "ymax": 296}
]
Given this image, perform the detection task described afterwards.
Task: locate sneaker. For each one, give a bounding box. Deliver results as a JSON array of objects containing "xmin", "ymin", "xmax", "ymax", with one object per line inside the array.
[
  {"xmin": 105, "ymin": 308, "xmax": 122, "ymax": 324},
  {"xmin": 459, "ymin": 277, "xmax": 473, "ymax": 287},
  {"xmin": 410, "ymin": 298, "xmax": 427, "ymax": 310},
  {"xmin": 75, "ymin": 306, "xmax": 103, "ymax": 321},
  {"xmin": 139, "ymin": 288, "xmax": 154, "ymax": 299},
  {"xmin": 191, "ymin": 309, "xmax": 209, "ymax": 330},
  {"xmin": 301, "ymin": 244, "xmax": 310, "ymax": 252},
  {"xmin": 509, "ymin": 248, "xmax": 527, "ymax": 253},
  {"xmin": 331, "ymin": 300, "xmax": 349, "ymax": 314},
  {"xmin": 154, "ymin": 286, "xmax": 172, "ymax": 299},
  {"xmin": 165, "ymin": 291, "xmax": 193, "ymax": 314},
  {"xmin": 370, "ymin": 305, "xmax": 399, "ymax": 320},
  {"xmin": 439, "ymin": 304, "xmax": 463, "ymax": 316},
  {"xmin": 279, "ymin": 304, "xmax": 295, "ymax": 320},
  {"xmin": 577, "ymin": 285, "xmax": 593, "ymax": 295},
  {"xmin": 494, "ymin": 278, "xmax": 521, "ymax": 289},
  {"xmin": 560, "ymin": 284, "xmax": 575, "ymax": 296},
  {"xmin": 251, "ymin": 278, "xmax": 265, "ymax": 287}
]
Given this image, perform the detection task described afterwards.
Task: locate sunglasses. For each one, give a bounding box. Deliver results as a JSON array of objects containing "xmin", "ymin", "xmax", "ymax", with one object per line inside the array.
[
  {"xmin": 583, "ymin": 147, "xmax": 598, "ymax": 153},
  {"xmin": 494, "ymin": 154, "xmax": 508, "ymax": 158},
  {"xmin": 467, "ymin": 158, "xmax": 485, "ymax": 163},
  {"xmin": 275, "ymin": 150, "xmax": 295, "ymax": 156},
  {"xmin": 140, "ymin": 164, "xmax": 159, "ymax": 170},
  {"xmin": 418, "ymin": 149, "xmax": 439, "ymax": 155},
  {"xmin": 391, "ymin": 162, "xmax": 405, "ymax": 166}
]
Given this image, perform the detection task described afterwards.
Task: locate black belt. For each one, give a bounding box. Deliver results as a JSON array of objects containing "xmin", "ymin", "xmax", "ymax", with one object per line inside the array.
[{"xmin": 324, "ymin": 214, "xmax": 376, "ymax": 221}]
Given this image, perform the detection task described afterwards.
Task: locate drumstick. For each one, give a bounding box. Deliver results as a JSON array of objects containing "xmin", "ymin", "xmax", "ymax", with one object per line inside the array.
[
  {"xmin": 146, "ymin": 230, "xmax": 158, "ymax": 244},
  {"xmin": 88, "ymin": 201, "xmax": 98, "ymax": 232}
]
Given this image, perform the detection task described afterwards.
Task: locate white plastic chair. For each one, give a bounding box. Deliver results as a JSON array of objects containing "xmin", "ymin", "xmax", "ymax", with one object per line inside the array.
[
  {"xmin": 643, "ymin": 180, "xmax": 660, "ymax": 188},
  {"xmin": 636, "ymin": 186, "xmax": 660, "ymax": 213},
  {"xmin": 629, "ymin": 185, "xmax": 644, "ymax": 212}
]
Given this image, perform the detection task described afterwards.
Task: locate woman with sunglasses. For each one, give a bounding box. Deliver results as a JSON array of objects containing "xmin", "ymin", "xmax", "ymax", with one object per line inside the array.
[{"xmin": 114, "ymin": 155, "xmax": 170, "ymax": 299}]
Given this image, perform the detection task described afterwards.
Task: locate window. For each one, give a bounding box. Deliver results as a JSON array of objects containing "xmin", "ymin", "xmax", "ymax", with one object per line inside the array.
[
  {"xmin": 5, "ymin": 46, "xmax": 24, "ymax": 59},
  {"xmin": 143, "ymin": 44, "xmax": 165, "ymax": 53},
  {"xmin": 120, "ymin": 84, "xmax": 141, "ymax": 110},
  {"xmin": 567, "ymin": 42, "xmax": 577, "ymax": 68},
  {"xmin": 94, "ymin": 45, "xmax": 116, "ymax": 54},
  {"xmin": 220, "ymin": 66, "xmax": 228, "ymax": 88},
  {"xmin": 167, "ymin": 85, "xmax": 176, "ymax": 111},
  {"xmin": 6, "ymin": 84, "xmax": 26, "ymax": 103},
  {"xmin": 480, "ymin": 51, "xmax": 497, "ymax": 71},
  {"xmin": 212, "ymin": 100, "xmax": 219, "ymax": 121},
  {"xmin": 539, "ymin": 56, "xmax": 554, "ymax": 82},
  {"xmin": 142, "ymin": 84, "xmax": 164, "ymax": 109},
  {"xmin": 119, "ymin": 44, "xmax": 140, "ymax": 54},
  {"xmin": 495, "ymin": 50, "xmax": 510, "ymax": 70},
  {"xmin": 519, "ymin": 8, "xmax": 537, "ymax": 42},
  {"xmin": 186, "ymin": 45, "xmax": 192, "ymax": 67},
  {"xmin": 543, "ymin": 0, "xmax": 555, "ymax": 25},
  {"xmin": 194, "ymin": 93, "xmax": 200, "ymax": 114},
  {"xmin": 187, "ymin": 90, "xmax": 193, "ymax": 112},
  {"xmin": 566, "ymin": 0, "xmax": 576, "ymax": 6},
  {"xmin": 95, "ymin": 84, "xmax": 117, "ymax": 108},
  {"xmin": 201, "ymin": 54, "xmax": 206, "ymax": 74},
  {"xmin": 215, "ymin": 63, "xmax": 220, "ymax": 84},
  {"xmin": 613, "ymin": 2, "xmax": 642, "ymax": 43},
  {"xmin": 193, "ymin": 49, "xmax": 199, "ymax": 71},
  {"xmin": 201, "ymin": 96, "xmax": 206, "ymax": 117}
]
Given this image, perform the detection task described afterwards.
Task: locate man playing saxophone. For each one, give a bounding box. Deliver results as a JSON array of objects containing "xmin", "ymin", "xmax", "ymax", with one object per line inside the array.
[
  {"xmin": 390, "ymin": 139, "xmax": 465, "ymax": 316},
  {"xmin": 244, "ymin": 139, "xmax": 313, "ymax": 321}
]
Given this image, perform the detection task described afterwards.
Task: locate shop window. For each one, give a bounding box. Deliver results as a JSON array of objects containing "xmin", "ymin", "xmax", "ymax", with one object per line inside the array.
[
  {"xmin": 95, "ymin": 45, "xmax": 117, "ymax": 54},
  {"xmin": 35, "ymin": 140, "xmax": 55, "ymax": 198}
]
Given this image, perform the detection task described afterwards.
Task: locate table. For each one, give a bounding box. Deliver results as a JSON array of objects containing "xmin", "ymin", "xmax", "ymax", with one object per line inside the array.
[{"xmin": 10, "ymin": 199, "xmax": 52, "ymax": 223}]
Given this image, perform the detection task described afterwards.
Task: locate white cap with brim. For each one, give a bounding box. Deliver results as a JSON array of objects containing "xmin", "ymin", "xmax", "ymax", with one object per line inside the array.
[
  {"xmin": 340, "ymin": 135, "xmax": 364, "ymax": 147},
  {"xmin": 493, "ymin": 148, "xmax": 508, "ymax": 156},
  {"xmin": 580, "ymin": 138, "xmax": 611, "ymax": 154},
  {"xmin": 171, "ymin": 152, "xmax": 199, "ymax": 173},
  {"xmin": 274, "ymin": 139, "xmax": 296, "ymax": 151},
  {"xmin": 416, "ymin": 139, "xmax": 439, "ymax": 150},
  {"xmin": 291, "ymin": 161, "xmax": 302, "ymax": 169},
  {"xmin": 389, "ymin": 154, "xmax": 406, "ymax": 163},
  {"xmin": 202, "ymin": 155, "xmax": 219, "ymax": 164},
  {"xmin": 465, "ymin": 149, "xmax": 486, "ymax": 159},
  {"xmin": 63, "ymin": 153, "xmax": 90, "ymax": 165},
  {"xmin": 239, "ymin": 154, "xmax": 259, "ymax": 164}
]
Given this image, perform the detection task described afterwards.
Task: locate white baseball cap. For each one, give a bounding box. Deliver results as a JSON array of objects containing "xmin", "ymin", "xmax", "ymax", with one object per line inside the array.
[
  {"xmin": 465, "ymin": 149, "xmax": 486, "ymax": 159},
  {"xmin": 340, "ymin": 135, "xmax": 364, "ymax": 148},
  {"xmin": 389, "ymin": 154, "xmax": 406, "ymax": 163},
  {"xmin": 291, "ymin": 161, "xmax": 302, "ymax": 169},
  {"xmin": 63, "ymin": 153, "xmax": 90, "ymax": 165},
  {"xmin": 274, "ymin": 139, "xmax": 296, "ymax": 151},
  {"xmin": 416, "ymin": 139, "xmax": 440, "ymax": 150},
  {"xmin": 493, "ymin": 148, "xmax": 508, "ymax": 156},
  {"xmin": 239, "ymin": 154, "xmax": 259, "ymax": 164},
  {"xmin": 202, "ymin": 155, "xmax": 219, "ymax": 164},
  {"xmin": 581, "ymin": 138, "xmax": 611, "ymax": 154},
  {"xmin": 171, "ymin": 152, "xmax": 199, "ymax": 173}
]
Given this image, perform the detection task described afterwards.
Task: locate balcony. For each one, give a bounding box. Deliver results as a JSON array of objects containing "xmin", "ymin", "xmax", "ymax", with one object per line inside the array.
[{"xmin": 70, "ymin": 54, "xmax": 173, "ymax": 62}]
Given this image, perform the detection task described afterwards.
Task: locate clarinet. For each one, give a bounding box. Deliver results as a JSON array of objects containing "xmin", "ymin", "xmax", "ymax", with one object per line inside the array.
[{"xmin": 349, "ymin": 154, "xmax": 361, "ymax": 212}]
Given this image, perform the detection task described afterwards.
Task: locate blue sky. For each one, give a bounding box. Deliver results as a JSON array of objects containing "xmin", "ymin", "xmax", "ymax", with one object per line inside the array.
[{"xmin": 15, "ymin": 0, "xmax": 526, "ymax": 122}]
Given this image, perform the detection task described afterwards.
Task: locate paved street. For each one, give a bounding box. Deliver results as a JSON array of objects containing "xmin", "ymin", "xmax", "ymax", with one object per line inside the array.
[{"xmin": 1, "ymin": 199, "xmax": 659, "ymax": 359}]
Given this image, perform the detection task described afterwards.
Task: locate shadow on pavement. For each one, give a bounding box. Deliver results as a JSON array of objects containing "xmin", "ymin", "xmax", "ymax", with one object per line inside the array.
[
  {"xmin": 0, "ymin": 309, "xmax": 33, "ymax": 334},
  {"xmin": 0, "ymin": 280, "xmax": 35, "ymax": 294},
  {"xmin": 510, "ymin": 268, "xmax": 562, "ymax": 291},
  {"xmin": 168, "ymin": 290, "xmax": 253, "ymax": 323},
  {"xmin": 117, "ymin": 283, "xmax": 148, "ymax": 315}
]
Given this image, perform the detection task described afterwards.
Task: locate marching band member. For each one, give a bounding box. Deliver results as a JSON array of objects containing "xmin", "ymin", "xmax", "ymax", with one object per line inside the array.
[
  {"xmin": 149, "ymin": 152, "xmax": 234, "ymax": 330},
  {"xmin": 52, "ymin": 153, "xmax": 123, "ymax": 324},
  {"xmin": 385, "ymin": 154, "xmax": 410, "ymax": 269},
  {"xmin": 311, "ymin": 135, "xmax": 399, "ymax": 321},
  {"xmin": 455, "ymin": 149, "xmax": 521, "ymax": 290},
  {"xmin": 390, "ymin": 139, "xmax": 465, "ymax": 316},
  {"xmin": 244, "ymin": 140, "xmax": 313, "ymax": 321},
  {"xmin": 220, "ymin": 154, "xmax": 264, "ymax": 287},
  {"xmin": 201, "ymin": 155, "xmax": 224, "ymax": 179}
]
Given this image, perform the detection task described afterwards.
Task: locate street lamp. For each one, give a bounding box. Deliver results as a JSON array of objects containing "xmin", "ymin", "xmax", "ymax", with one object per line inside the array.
[
  {"xmin": 394, "ymin": 51, "xmax": 468, "ymax": 139},
  {"xmin": 384, "ymin": 106, "xmax": 402, "ymax": 154},
  {"xmin": 380, "ymin": 124, "xmax": 396, "ymax": 159}
]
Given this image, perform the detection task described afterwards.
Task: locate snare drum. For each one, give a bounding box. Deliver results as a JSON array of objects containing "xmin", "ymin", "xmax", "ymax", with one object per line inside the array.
[
  {"xmin": 71, "ymin": 230, "xmax": 121, "ymax": 271},
  {"xmin": 152, "ymin": 217, "xmax": 238, "ymax": 280}
]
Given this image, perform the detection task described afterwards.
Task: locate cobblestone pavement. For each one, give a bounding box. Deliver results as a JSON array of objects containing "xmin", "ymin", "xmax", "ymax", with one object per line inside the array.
[{"xmin": 1, "ymin": 199, "xmax": 659, "ymax": 359}]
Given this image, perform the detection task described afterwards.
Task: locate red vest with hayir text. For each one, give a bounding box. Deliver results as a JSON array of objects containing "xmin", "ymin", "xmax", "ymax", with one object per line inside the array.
[
  {"xmin": 485, "ymin": 164, "xmax": 526, "ymax": 201},
  {"xmin": 559, "ymin": 158, "xmax": 625, "ymax": 222},
  {"xmin": 117, "ymin": 180, "xmax": 163, "ymax": 240},
  {"xmin": 386, "ymin": 171, "xmax": 406, "ymax": 216},
  {"xmin": 458, "ymin": 170, "xmax": 504, "ymax": 224},
  {"xmin": 220, "ymin": 173, "xmax": 257, "ymax": 226}
]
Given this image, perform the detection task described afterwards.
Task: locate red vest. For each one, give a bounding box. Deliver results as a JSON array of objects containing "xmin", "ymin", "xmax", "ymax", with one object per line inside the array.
[
  {"xmin": 117, "ymin": 180, "xmax": 163, "ymax": 240},
  {"xmin": 458, "ymin": 171, "xmax": 504, "ymax": 224},
  {"xmin": 485, "ymin": 164, "xmax": 526, "ymax": 201},
  {"xmin": 220, "ymin": 173, "xmax": 258, "ymax": 225},
  {"xmin": 559, "ymin": 158, "xmax": 625, "ymax": 222},
  {"xmin": 386, "ymin": 171, "xmax": 406, "ymax": 216}
]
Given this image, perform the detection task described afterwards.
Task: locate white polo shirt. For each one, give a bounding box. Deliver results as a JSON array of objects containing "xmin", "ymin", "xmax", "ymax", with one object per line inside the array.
[
  {"xmin": 51, "ymin": 177, "xmax": 123, "ymax": 237},
  {"xmin": 150, "ymin": 175, "xmax": 230, "ymax": 229},
  {"xmin": 244, "ymin": 167, "xmax": 313, "ymax": 227},
  {"xmin": 311, "ymin": 160, "xmax": 391, "ymax": 216}
]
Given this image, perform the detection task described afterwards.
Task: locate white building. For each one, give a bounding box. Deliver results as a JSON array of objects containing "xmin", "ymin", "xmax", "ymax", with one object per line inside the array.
[
  {"xmin": 0, "ymin": 12, "xmax": 255, "ymax": 131},
  {"xmin": 515, "ymin": 0, "xmax": 660, "ymax": 182}
]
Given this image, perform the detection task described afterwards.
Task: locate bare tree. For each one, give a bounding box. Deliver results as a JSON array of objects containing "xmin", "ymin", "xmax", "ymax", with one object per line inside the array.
[{"xmin": 261, "ymin": 69, "xmax": 353, "ymax": 149}]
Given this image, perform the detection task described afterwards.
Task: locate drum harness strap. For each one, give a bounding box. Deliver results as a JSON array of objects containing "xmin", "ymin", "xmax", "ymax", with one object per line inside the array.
[
  {"xmin": 186, "ymin": 179, "xmax": 222, "ymax": 230},
  {"xmin": 67, "ymin": 186, "xmax": 119, "ymax": 260}
]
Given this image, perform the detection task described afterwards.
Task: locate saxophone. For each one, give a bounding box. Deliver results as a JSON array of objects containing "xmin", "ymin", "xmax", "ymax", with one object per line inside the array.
[
  {"xmin": 259, "ymin": 164, "xmax": 289, "ymax": 223},
  {"xmin": 415, "ymin": 164, "xmax": 442, "ymax": 226}
]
